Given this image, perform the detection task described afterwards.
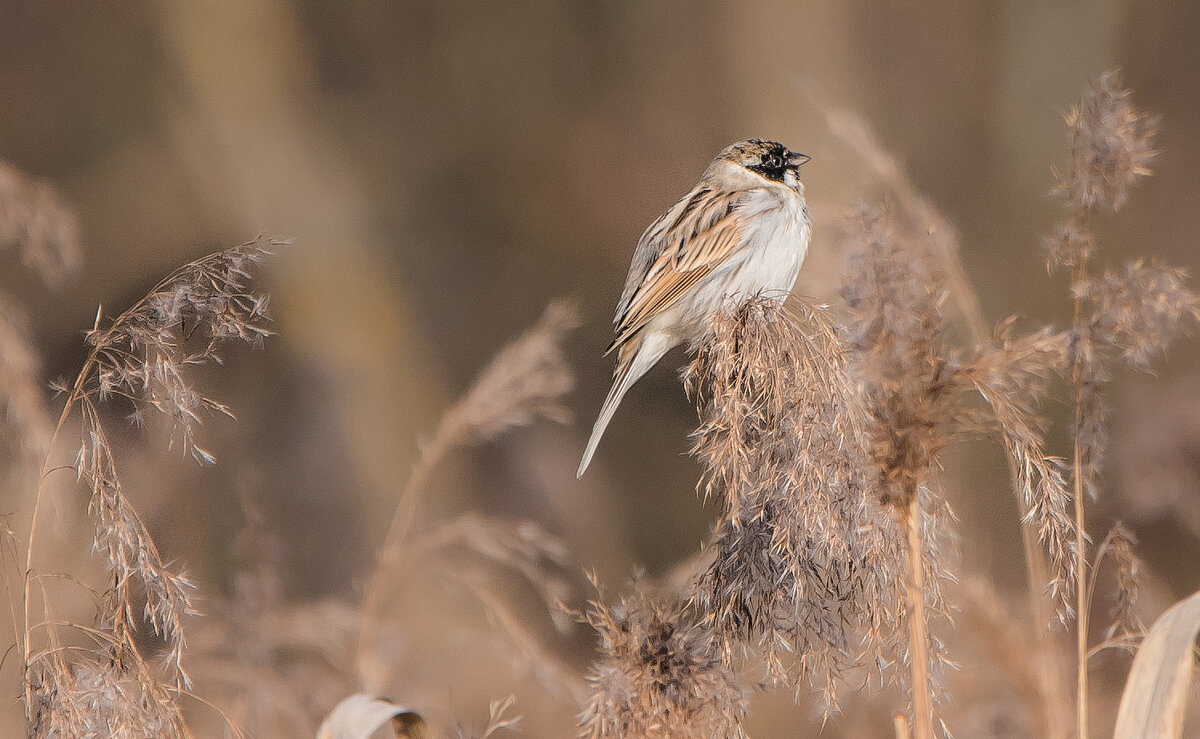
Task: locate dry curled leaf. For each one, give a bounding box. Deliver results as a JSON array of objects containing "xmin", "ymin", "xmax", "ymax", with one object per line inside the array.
[
  {"xmin": 1114, "ymin": 589, "xmax": 1200, "ymax": 739},
  {"xmin": 318, "ymin": 694, "xmax": 428, "ymax": 739}
]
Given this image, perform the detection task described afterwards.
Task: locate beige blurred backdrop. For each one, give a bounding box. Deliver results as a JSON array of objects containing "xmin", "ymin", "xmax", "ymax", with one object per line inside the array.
[{"xmin": 2, "ymin": 0, "xmax": 1200, "ymax": 733}]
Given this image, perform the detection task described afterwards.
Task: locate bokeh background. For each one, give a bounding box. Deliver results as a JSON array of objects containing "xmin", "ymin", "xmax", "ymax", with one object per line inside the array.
[{"xmin": 2, "ymin": 1, "xmax": 1200, "ymax": 736}]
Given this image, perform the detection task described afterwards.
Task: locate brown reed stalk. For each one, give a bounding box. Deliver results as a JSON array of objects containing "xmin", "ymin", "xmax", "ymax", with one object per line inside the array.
[
  {"xmin": 826, "ymin": 108, "xmax": 1076, "ymax": 735},
  {"xmin": 903, "ymin": 498, "xmax": 934, "ymax": 739},
  {"xmin": 1043, "ymin": 72, "xmax": 1190, "ymax": 738},
  {"xmin": 841, "ymin": 207, "xmax": 957, "ymax": 736},
  {"xmin": 22, "ymin": 237, "xmax": 282, "ymax": 736}
]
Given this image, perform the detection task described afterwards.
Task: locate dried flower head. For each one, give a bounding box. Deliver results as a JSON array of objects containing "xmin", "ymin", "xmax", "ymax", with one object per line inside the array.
[
  {"xmin": 685, "ymin": 297, "xmax": 904, "ymax": 710},
  {"xmin": 1066, "ymin": 262, "xmax": 1200, "ymax": 510},
  {"xmin": 438, "ymin": 300, "xmax": 579, "ymax": 446},
  {"xmin": 841, "ymin": 208, "xmax": 955, "ymax": 509},
  {"xmin": 29, "ymin": 659, "xmax": 185, "ymax": 739},
  {"xmin": 960, "ymin": 323, "xmax": 1078, "ymax": 620},
  {"xmin": 1078, "ymin": 261, "xmax": 1200, "ymax": 371},
  {"xmin": 579, "ymin": 585, "xmax": 746, "ymax": 739},
  {"xmin": 1097, "ymin": 523, "xmax": 1144, "ymax": 647},
  {"xmin": 24, "ymin": 238, "xmax": 283, "ymax": 737},
  {"xmin": 81, "ymin": 237, "xmax": 280, "ymax": 463},
  {"xmin": 1058, "ymin": 71, "xmax": 1156, "ymax": 213}
]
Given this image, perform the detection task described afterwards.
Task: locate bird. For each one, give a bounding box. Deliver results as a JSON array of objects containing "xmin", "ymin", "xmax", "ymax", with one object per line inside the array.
[{"xmin": 577, "ymin": 138, "xmax": 812, "ymax": 478}]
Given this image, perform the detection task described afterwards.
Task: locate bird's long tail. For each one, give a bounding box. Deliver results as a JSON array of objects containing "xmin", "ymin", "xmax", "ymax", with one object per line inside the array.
[{"xmin": 577, "ymin": 356, "xmax": 638, "ymax": 479}]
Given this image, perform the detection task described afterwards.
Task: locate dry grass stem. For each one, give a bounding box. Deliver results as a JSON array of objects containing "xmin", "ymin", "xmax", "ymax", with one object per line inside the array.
[
  {"xmin": 841, "ymin": 208, "xmax": 957, "ymax": 736},
  {"xmin": 1042, "ymin": 71, "xmax": 1195, "ymax": 739},
  {"xmin": 22, "ymin": 237, "xmax": 283, "ymax": 737}
]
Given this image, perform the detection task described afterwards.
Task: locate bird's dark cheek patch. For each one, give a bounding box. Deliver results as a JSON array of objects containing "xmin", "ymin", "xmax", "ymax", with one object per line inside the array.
[{"xmin": 748, "ymin": 164, "xmax": 784, "ymax": 182}]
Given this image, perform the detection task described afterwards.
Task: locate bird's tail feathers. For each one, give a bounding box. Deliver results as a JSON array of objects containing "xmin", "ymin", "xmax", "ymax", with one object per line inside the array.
[{"xmin": 577, "ymin": 356, "xmax": 638, "ymax": 479}]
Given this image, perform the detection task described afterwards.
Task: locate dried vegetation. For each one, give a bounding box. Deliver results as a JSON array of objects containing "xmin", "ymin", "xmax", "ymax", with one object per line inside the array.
[{"xmin": 1, "ymin": 71, "xmax": 1199, "ymax": 738}]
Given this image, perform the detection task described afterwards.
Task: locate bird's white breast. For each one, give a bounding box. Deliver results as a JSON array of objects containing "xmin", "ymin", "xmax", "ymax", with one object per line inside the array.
[{"xmin": 661, "ymin": 186, "xmax": 811, "ymax": 343}]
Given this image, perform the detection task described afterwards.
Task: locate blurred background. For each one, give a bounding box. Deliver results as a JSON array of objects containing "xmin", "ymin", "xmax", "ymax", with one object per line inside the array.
[{"xmin": 2, "ymin": 1, "xmax": 1200, "ymax": 735}]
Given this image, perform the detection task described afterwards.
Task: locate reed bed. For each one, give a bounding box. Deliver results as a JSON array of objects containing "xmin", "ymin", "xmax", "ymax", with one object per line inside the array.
[{"xmin": 0, "ymin": 71, "xmax": 1197, "ymax": 738}]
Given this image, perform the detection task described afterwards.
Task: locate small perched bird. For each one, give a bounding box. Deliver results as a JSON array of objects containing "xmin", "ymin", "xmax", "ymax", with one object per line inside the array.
[{"xmin": 577, "ymin": 139, "xmax": 812, "ymax": 478}]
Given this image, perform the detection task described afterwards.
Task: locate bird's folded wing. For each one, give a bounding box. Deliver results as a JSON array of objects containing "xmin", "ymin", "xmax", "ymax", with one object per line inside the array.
[{"xmin": 607, "ymin": 188, "xmax": 746, "ymax": 354}]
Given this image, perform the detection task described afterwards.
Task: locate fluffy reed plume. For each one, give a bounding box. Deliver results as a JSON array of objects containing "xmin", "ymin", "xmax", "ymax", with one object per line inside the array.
[
  {"xmin": 1094, "ymin": 523, "xmax": 1143, "ymax": 649},
  {"xmin": 684, "ymin": 298, "xmax": 904, "ymax": 711},
  {"xmin": 578, "ymin": 583, "xmax": 746, "ymax": 739},
  {"xmin": 1055, "ymin": 72, "xmax": 1156, "ymax": 215},
  {"xmin": 1042, "ymin": 72, "xmax": 1197, "ymax": 738},
  {"xmin": 821, "ymin": 108, "xmax": 987, "ymax": 343},
  {"xmin": 28, "ymin": 659, "xmax": 180, "ymax": 738},
  {"xmin": 840, "ymin": 209, "xmax": 956, "ymax": 738},
  {"xmin": 826, "ymin": 102, "xmax": 1075, "ymax": 733},
  {"xmin": 0, "ymin": 159, "xmax": 81, "ymax": 286},
  {"xmin": 357, "ymin": 301, "xmax": 581, "ymax": 694},
  {"xmin": 958, "ymin": 322, "xmax": 1076, "ymax": 620},
  {"xmin": 841, "ymin": 209, "xmax": 954, "ymax": 509},
  {"xmin": 23, "ymin": 237, "xmax": 283, "ymax": 737}
]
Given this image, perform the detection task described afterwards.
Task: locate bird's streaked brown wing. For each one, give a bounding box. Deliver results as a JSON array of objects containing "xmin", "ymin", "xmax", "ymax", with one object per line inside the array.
[{"xmin": 606, "ymin": 187, "xmax": 746, "ymax": 354}]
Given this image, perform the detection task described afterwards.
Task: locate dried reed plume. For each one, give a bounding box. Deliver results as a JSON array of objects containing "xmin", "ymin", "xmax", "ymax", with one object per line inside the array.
[
  {"xmin": 825, "ymin": 104, "xmax": 1077, "ymax": 734},
  {"xmin": 357, "ymin": 300, "xmax": 581, "ymax": 694},
  {"xmin": 841, "ymin": 209, "xmax": 954, "ymax": 510},
  {"xmin": 578, "ymin": 583, "xmax": 746, "ymax": 739},
  {"xmin": 0, "ymin": 159, "xmax": 81, "ymax": 287},
  {"xmin": 958, "ymin": 322, "xmax": 1076, "ymax": 621},
  {"xmin": 840, "ymin": 209, "xmax": 957, "ymax": 738},
  {"xmin": 1094, "ymin": 523, "xmax": 1143, "ymax": 650},
  {"xmin": 1056, "ymin": 72, "xmax": 1156, "ymax": 215},
  {"xmin": 22, "ymin": 237, "xmax": 283, "ymax": 737},
  {"xmin": 684, "ymin": 297, "xmax": 904, "ymax": 713},
  {"xmin": 1044, "ymin": 72, "xmax": 1196, "ymax": 738}
]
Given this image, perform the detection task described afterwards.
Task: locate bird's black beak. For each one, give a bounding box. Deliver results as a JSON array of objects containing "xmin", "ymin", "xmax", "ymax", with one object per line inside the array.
[{"xmin": 787, "ymin": 151, "xmax": 811, "ymax": 168}]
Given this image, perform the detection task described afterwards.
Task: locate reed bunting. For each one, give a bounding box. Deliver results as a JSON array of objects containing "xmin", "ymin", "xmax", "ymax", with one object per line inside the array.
[{"xmin": 577, "ymin": 138, "xmax": 812, "ymax": 478}]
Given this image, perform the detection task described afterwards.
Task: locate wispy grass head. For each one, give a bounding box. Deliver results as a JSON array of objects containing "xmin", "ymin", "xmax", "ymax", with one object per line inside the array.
[
  {"xmin": 841, "ymin": 208, "xmax": 955, "ymax": 509},
  {"xmin": 579, "ymin": 582, "xmax": 746, "ymax": 739},
  {"xmin": 1058, "ymin": 71, "xmax": 1156, "ymax": 214},
  {"xmin": 26, "ymin": 238, "xmax": 284, "ymax": 737},
  {"xmin": 0, "ymin": 159, "xmax": 81, "ymax": 286}
]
